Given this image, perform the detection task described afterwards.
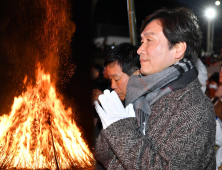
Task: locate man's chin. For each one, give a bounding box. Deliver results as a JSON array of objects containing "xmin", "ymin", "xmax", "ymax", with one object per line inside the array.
[
  {"xmin": 117, "ymin": 94, "xmax": 125, "ymax": 101},
  {"xmin": 141, "ymin": 67, "xmax": 155, "ymax": 76},
  {"xmin": 140, "ymin": 69, "xmax": 149, "ymax": 76}
]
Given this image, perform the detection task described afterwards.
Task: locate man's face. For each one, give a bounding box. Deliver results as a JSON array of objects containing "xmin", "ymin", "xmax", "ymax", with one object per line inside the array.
[
  {"xmin": 137, "ymin": 19, "xmax": 177, "ymax": 76},
  {"xmin": 106, "ymin": 61, "xmax": 130, "ymax": 101}
]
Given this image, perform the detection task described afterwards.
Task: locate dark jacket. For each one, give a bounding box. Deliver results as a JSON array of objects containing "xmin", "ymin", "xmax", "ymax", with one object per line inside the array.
[{"xmin": 95, "ymin": 79, "xmax": 216, "ymax": 169}]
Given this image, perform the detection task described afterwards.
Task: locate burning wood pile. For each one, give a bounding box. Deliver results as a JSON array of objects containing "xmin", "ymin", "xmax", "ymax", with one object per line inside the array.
[
  {"xmin": 0, "ymin": 67, "xmax": 94, "ymax": 169},
  {"xmin": 0, "ymin": 0, "xmax": 95, "ymax": 168}
]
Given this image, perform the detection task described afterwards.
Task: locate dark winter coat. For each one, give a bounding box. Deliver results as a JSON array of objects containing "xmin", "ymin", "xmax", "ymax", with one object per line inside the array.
[{"xmin": 95, "ymin": 79, "xmax": 216, "ymax": 169}]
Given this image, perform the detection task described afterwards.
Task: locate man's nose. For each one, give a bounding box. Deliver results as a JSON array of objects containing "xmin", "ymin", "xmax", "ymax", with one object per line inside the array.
[
  {"xmin": 111, "ymin": 80, "xmax": 117, "ymax": 89},
  {"xmin": 137, "ymin": 44, "xmax": 143, "ymax": 55}
]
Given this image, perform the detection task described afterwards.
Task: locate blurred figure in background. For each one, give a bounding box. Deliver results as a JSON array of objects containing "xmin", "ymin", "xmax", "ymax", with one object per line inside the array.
[
  {"xmin": 207, "ymin": 72, "xmax": 219, "ymax": 98},
  {"xmin": 212, "ymin": 71, "xmax": 222, "ymax": 120},
  {"xmin": 91, "ymin": 63, "xmax": 110, "ymax": 106},
  {"xmin": 211, "ymin": 69, "xmax": 222, "ymax": 169},
  {"xmin": 214, "ymin": 85, "xmax": 222, "ymax": 169},
  {"xmin": 91, "ymin": 63, "xmax": 108, "ymax": 140},
  {"xmin": 91, "ymin": 63, "xmax": 103, "ymax": 81},
  {"xmin": 91, "ymin": 63, "xmax": 109, "ymax": 89}
]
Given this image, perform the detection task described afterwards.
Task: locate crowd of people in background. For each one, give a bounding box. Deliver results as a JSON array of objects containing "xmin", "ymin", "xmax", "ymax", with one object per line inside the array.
[{"xmin": 200, "ymin": 50, "xmax": 222, "ymax": 67}]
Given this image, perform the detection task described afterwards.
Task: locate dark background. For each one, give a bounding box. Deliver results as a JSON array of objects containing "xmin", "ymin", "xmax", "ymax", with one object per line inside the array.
[{"xmin": 92, "ymin": 0, "xmax": 222, "ymax": 54}]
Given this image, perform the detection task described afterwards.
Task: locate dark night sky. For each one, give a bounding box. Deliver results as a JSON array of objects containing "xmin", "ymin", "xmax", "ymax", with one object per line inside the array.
[
  {"xmin": 93, "ymin": 0, "xmax": 222, "ymax": 53},
  {"xmin": 93, "ymin": 0, "xmax": 222, "ymax": 28}
]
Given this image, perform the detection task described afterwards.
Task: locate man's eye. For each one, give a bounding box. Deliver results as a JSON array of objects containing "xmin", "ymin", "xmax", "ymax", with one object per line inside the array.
[
  {"xmin": 114, "ymin": 79, "xmax": 119, "ymax": 82},
  {"xmin": 147, "ymin": 39, "xmax": 151, "ymax": 41}
]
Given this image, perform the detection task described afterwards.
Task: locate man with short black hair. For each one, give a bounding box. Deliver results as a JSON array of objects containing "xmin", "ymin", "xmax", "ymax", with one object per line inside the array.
[
  {"xmin": 95, "ymin": 7, "xmax": 215, "ymax": 169},
  {"xmin": 104, "ymin": 42, "xmax": 140, "ymax": 101}
]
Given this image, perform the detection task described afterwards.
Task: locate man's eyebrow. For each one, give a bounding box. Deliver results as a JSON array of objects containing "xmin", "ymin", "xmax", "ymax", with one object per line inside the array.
[
  {"xmin": 109, "ymin": 74, "xmax": 118, "ymax": 78},
  {"xmin": 112, "ymin": 74, "xmax": 118, "ymax": 77},
  {"xmin": 141, "ymin": 32, "xmax": 155, "ymax": 38}
]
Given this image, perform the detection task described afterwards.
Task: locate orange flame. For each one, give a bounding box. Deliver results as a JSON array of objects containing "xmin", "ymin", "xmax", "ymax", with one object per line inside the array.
[{"xmin": 0, "ymin": 66, "xmax": 94, "ymax": 169}]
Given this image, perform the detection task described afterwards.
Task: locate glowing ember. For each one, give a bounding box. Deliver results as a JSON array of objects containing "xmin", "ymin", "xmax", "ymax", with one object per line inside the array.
[{"xmin": 0, "ymin": 66, "xmax": 94, "ymax": 169}]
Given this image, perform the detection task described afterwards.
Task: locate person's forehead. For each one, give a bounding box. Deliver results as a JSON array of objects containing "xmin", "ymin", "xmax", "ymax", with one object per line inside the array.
[
  {"xmin": 141, "ymin": 19, "xmax": 162, "ymax": 37},
  {"xmin": 107, "ymin": 61, "xmax": 123, "ymax": 76}
]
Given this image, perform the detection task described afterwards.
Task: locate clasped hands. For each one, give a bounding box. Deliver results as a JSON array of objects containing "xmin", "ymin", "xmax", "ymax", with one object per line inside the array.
[{"xmin": 94, "ymin": 90, "xmax": 135, "ymax": 129}]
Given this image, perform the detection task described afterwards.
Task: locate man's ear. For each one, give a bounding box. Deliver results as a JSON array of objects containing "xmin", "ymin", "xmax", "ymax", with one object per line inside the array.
[
  {"xmin": 133, "ymin": 70, "xmax": 141, "ymax": 75},
  {"xmin": 175, "ymin": 42, "xmax": 186, "ymax": 60}
]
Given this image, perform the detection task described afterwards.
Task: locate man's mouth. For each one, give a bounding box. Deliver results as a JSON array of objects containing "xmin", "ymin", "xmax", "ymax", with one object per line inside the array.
[
  {"xmin": 117, "ymin": 93, "xmax": 124, "ymax": 98},
  {"xmin": 140, "ymin": 59, "xmax": 148, "ymax": 63}
]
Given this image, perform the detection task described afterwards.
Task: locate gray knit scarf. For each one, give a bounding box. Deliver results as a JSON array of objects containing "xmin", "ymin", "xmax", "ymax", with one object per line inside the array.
[{"xmin": 125, "ymin": 59, "xmax": 198, "ymax": 135}]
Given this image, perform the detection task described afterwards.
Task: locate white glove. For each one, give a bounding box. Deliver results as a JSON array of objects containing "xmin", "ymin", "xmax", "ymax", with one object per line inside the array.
[
  {"xmin": 216, "ymin": 118, "xmax": 222, "ymax": 146},
  {"xmin": 94, "ymin": 89, "xmax": 135, "ymax": 129},
  {"xmin": 216, "ymin": 146, "xmax": 222, "ymax": 169},
  {"xmin": 125, "ymin": 103, "xmax": 135, "ymax": 117}
]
